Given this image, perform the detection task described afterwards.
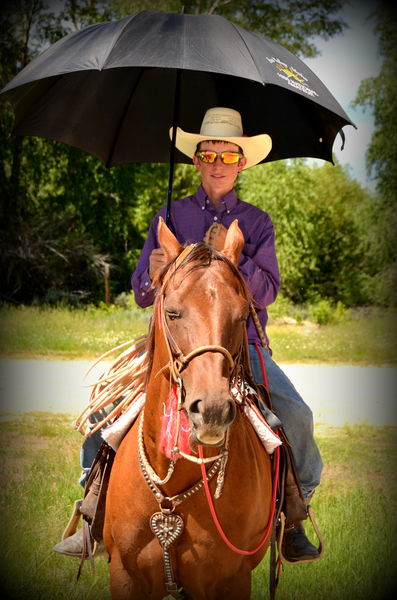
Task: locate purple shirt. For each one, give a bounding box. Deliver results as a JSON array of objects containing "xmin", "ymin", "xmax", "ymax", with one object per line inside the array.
[{"xmin": 131, "ymin": 185, "xmax": 280, "ymax": 346}]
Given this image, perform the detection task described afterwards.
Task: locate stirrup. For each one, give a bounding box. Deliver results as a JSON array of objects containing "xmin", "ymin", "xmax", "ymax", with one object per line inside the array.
[
  {"xmin": 61, "ymin": 499, "xmax": 83, "ymax": 540},
  {"xmin": 59, "ymin": 498, "xmax": 100, "ymax": 556},
  {"xmin": 278, "ymin": 507, "xmax": 325, "ymax": 565}
]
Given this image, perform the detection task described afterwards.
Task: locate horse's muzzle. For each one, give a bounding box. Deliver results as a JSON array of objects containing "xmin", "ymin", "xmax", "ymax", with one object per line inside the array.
[{"xmin": 187, "ymin": 397, "xmax": 236, "ymax": 446}]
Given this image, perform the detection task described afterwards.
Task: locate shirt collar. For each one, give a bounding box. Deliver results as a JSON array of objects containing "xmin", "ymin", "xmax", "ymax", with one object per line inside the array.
[{"xmin": 195, "ymin": 185, "xmax": 239, "ymax": 212}]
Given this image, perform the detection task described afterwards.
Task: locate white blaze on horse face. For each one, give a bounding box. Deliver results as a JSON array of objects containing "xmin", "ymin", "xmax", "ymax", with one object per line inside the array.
[{"xmin": 165, "ymin": 262, "xmax": 246, "ymax": 446}]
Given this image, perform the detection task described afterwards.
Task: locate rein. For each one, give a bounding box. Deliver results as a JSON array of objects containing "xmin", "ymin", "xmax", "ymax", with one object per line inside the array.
[
  {"xmin": 140, "ymin": 243, "xmax": 279, "ymax": 594},
  {"xmin": 198, "ymin": 342, "xmax": 280, "ymax": 556},
  {"xmin": 199, "ymin": 442, "xmax": 280, "ymax": 555}
]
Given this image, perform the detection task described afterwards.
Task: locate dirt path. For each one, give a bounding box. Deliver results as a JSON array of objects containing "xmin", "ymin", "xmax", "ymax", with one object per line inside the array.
[{"xmin": 0, "ymin": 358, "xmax": 396, "ymax": 427}]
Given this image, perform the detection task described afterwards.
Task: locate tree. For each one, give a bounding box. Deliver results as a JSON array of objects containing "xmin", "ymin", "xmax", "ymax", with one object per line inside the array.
[
  {"xmin": 239, "ymin": 160, "xmax": 372, "ymax": 305},
  {"xmin": 0, "ymin": 0, "xmax": 351, "ymax": 304},
  {"xmin": 352, "ymin": 0, "xmax": 397, "ymax": 306}
]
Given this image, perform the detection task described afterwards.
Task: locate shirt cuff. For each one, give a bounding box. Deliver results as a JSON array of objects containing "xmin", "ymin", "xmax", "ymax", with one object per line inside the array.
[{"xmin": 138, "ymin": 269, "xmax": 152, "ymax": 299}]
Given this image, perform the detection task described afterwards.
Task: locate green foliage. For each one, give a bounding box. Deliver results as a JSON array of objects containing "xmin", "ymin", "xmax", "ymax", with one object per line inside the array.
[
  {"xmin": 0, "ymin": 0, "xmax": 389, "ymax": 309},
  {"xmin": 309, "ymin": 299, "xmax": 346, "ymax": 325},
  {"xmin": 352, "ymin": 1, "xmax": 397, "ymax": 206},
  {"xmin": 239, "ymin": 160, "xmax": 371, "ymax": 305},
  {"xmin": 352, "ymin": 1, "xmax": 397, "ymax": 306}
]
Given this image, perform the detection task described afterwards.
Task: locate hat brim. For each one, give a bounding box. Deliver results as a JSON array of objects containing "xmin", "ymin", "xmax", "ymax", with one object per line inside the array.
[{"xmin": 170, "ymin": 127, "xmax": 272, "ymax": 169}]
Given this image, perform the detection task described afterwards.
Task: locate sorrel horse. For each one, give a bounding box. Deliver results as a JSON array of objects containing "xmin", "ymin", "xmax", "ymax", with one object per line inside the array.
[{"xmin": 103, "ymin": 218, "xmax": 274, "ymax": 599}]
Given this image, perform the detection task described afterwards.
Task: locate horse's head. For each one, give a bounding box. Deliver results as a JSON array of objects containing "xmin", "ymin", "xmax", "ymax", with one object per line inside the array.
[{"xmin": 154, "ymin": 217, "xmax": 249, "ymax": 447}]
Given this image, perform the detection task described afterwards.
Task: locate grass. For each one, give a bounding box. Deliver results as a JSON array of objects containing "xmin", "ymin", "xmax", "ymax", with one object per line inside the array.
[
  {"xmin": 0, "ymin": 304, "xmax": 152, "ymax": 360},
  {"xmin": 268, "ymin": 309, "xmax": 397, "ymax": 365},
  {"xmin": 0, "ymin": 415, "xmax": 396, "ymax": 600},
  {"xmin": 0, "ymin": 304, "xmax": 396, "ymax": 364}
]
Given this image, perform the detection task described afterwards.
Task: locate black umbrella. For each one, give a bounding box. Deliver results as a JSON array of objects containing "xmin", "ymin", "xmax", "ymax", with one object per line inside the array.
[{"xmin": 0, "ymin": 9, "xmax": 355, "ymax": 221}]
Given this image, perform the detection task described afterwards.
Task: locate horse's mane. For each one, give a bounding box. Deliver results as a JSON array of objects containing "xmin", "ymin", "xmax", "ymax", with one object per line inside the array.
[{"xmin": 144, "ymin": 242, "xmax": 251, "ymax": 386}]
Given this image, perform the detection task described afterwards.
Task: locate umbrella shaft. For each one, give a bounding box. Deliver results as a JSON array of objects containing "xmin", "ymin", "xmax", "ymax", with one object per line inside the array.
[{"xmin": 166, "ymin": 69, "xmax": 182, "ymax": 227}]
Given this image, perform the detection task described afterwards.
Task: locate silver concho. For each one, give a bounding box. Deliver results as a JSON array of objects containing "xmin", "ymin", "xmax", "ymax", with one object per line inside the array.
[{"xmin": 150, "ymin": 512, "xmax": 184, "ymax": 550}]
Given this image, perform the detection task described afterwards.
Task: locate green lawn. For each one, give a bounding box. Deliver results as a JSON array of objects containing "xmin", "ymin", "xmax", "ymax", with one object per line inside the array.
[
  {"xmin": 0, "ymin": 304, "xmax": 396, "ymax": 364},
  {"xmin": 0, "ymin": 415, "xmax": 395, "ymax": 599}
]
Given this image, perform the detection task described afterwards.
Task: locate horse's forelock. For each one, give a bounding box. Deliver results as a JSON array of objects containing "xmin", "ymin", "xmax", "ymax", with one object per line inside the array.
[{"xmin": 167, "ymin": 243, "xmax": 250, "ymax": 299}]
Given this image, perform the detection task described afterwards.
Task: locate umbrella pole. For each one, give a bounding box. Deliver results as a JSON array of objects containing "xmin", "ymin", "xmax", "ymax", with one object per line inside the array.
[{"xmin": 166, "ymin": 68, "xmax": 181, "ymax": 229}]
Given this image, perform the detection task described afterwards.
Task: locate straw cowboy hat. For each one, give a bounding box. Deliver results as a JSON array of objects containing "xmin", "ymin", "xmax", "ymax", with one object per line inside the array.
[{"xmin": 170, "ymin": 107, "xmax": 272, "ymax": 169}]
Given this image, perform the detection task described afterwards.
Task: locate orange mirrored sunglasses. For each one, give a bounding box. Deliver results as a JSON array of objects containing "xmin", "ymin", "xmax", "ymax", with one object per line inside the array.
[{"xmin": 195, "ymin": 150, "xmax": 243, "ymax": 164}]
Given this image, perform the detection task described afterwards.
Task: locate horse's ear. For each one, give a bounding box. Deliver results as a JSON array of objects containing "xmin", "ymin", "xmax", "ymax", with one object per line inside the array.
[
  {"xmin": 221, "ymin": 220, "xmax": 244, "ymax": 267},
  {"xmin": 158, "ymin": 216, "xmax": 183, "ymax": 262}
]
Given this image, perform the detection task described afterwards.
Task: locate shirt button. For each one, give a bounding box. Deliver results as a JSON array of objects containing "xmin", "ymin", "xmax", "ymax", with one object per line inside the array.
[
  {"xmin": 202, "ymin": 206, "xmax": 205, "ymax": 210},
  {"xmin": 141, "ymin": 292, "xmax": 145, "ymax": 296},
  {"xmin": 227, "ymin": 210, "xmax": 230, "ymax": 214},
  {"xmin": 144, "ymin": 281, "xmax": 149, "ymax": 286},
  {"xmin": 213, "ymin": 216, "xmax": 218, "ymax": 221}
]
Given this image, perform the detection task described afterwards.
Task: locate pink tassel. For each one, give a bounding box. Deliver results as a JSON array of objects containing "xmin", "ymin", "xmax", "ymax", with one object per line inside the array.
[{"xmin": 159, "ymin": 386, "xmax": 191, "ymax": 458}]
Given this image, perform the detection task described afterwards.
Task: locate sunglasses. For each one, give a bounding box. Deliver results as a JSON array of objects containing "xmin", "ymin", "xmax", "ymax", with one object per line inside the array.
[{"xmin": 195, "ymin": 150, "xmax": 243, "ymax": 164}]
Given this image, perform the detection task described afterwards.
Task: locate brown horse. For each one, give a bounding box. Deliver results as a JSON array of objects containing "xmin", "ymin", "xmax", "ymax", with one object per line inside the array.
[{"xmin": 103, "ymin": 218, "xmax": 273, "ymax": 600}]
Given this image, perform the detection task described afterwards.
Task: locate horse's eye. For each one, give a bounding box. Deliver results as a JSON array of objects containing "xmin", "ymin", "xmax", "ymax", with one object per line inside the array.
[{"xmin": 166, "ymin": 310, "xmax": 181, "ymax": 321}]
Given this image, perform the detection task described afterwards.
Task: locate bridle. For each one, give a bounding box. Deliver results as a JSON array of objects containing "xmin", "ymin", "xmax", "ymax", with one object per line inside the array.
[
  {"xmin": 138, "ymin": 244, "xmax": 277, "ymax": 598},
  {"xmin": 141, "ymin": 244, "xmax": 247, "ymax": 477},
  {"xmin": 157, "ymin": 244, "xmax": 240, "ymax": 384}
]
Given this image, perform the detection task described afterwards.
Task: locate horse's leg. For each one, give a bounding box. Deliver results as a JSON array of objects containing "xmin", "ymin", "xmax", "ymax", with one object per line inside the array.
[
  {"xmin": 212, "ymin": 568, "xmax": 251, "ymax": 600},
  {"xmin": 108, "ymin": 549, "xmax": 136, "ymax": 600},
  {"xmin": 109, "ymin": 548, "xmax": 163, "ymax": 600},
  {"xmin": 188, "ymin": 564, "xmax": 252, "ymax": 600},
  {"xmin": 109, "ymin": 546, "xmax": 167, "ymax": 600}
]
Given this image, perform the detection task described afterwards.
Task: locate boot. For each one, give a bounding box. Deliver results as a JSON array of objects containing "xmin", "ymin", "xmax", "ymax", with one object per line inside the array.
[
  {"xmin": 53, "ymin": 528, "xmax": 106, "ymax": 557},
  {"xmin": 281, "ymin": 521, "xmax": 320, "ymax": 562},
  {"xmin": 53, "ymin": 529, "xmax": 85, "ymax": 557}
]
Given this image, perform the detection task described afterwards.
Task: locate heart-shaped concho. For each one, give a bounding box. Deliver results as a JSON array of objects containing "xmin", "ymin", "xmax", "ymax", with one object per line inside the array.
[{"xmin": 150, "ymin": 512, "xmax": 184, "ymax": 550}]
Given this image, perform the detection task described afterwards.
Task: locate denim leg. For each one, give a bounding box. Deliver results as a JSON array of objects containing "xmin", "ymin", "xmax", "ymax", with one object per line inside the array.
[
  {"xmin": 248, "ymin": 344, "xmax": 323, "ymax": 498},
  {"xmin": 78, "ymin": 398, "xmax": 125, "ymax": 487},
  {"xmin": 79, "ymin": 428, "xmax": 102, "ymax": 487}
]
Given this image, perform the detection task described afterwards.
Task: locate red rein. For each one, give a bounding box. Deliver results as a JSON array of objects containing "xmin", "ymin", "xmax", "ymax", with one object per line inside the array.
[
  {"xmin": 199, "ymin": 444, "xmax": 280, "ymax": 555},
  {"xmin": 199, "ymin": 344, "xmax": 280, "ymax": 555}
]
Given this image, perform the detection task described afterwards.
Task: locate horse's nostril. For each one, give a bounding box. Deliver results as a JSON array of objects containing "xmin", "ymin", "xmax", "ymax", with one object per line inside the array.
[
  {"xmin": 226, "ymin": 400, "xmax": 236, "ymax": 424},
  {"xmin": 189, "ymin": 399, "xmax": 202, "ymax": 414}
]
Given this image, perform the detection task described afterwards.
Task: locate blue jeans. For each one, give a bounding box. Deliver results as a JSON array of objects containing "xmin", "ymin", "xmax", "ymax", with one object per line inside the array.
[
  {"xmin": 80, "ymin": 347, "xmax": 323, "ymax": 497},
  {"xmin": 79, "ymin": 427, "xmax": 103, "ymax": 487},
  {"xmin": 249, "ymin": 344, "xmax": 323, "ymax": 498}
]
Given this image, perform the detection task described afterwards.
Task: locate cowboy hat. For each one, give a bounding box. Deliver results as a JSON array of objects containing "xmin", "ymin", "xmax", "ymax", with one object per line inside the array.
[{"xmin": 170, "ymin": 107, "xmax": 272, "ymax": 169}]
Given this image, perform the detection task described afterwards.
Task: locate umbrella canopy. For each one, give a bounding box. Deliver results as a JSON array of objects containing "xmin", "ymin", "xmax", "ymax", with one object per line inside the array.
[{"xmin": 1, "ymin": 9, "xmax": 355, "ymax": 168}]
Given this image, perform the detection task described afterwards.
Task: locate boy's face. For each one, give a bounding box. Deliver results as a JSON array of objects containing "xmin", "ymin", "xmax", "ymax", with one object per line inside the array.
[{"xmin": 192, "ymin": 140, "xmax": 247, "ymax": 198}]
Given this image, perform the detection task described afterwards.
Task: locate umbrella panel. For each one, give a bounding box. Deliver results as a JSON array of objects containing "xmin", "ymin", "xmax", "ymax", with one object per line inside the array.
[{"xmin": 9, "ymin": 67, "xmax": 347, "ymax": 167}]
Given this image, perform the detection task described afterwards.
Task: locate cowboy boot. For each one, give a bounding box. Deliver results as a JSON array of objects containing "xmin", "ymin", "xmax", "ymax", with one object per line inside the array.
[
  {"xmin": 53, "ymin": 473, "xmax": 102, "ymax": 558},
  {"xmin": 281, "ymin": 493, "xmax": 320, "ymax": 562},
  {"xmin": 53, "ymin": 466, "xmax": 102, "ymax": 558},
  {"xmin": 53, "ymin": 528, "xmax": 85, "ymax": 557},
  {"xmin": 53, "ymin": 498, "xmax": 85, "ymax": 557},
  {"xmin": 53, "ymin": 526, "xmax": 107, "ymax": 557}
]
